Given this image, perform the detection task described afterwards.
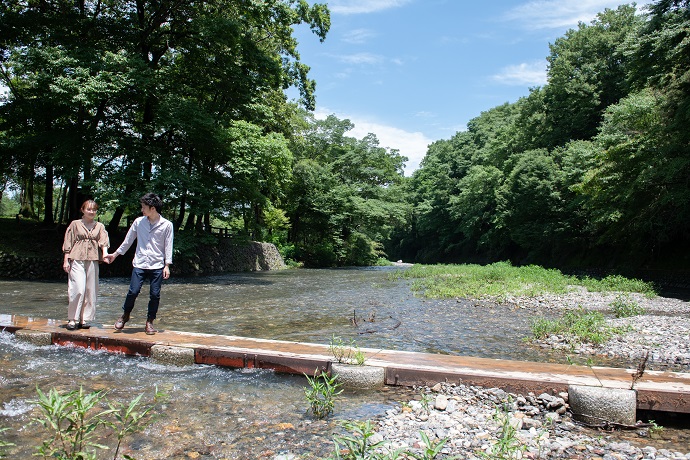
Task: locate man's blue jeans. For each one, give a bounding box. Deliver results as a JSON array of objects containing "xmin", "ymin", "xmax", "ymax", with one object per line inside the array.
[{"xmin": 122, "ymin": 267, "xmax": 163, "ymax": 321}]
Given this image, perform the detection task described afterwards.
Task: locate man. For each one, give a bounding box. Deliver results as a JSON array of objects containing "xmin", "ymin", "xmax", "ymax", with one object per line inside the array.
[{"xmin": 104, "ymin": 193, "xmax": 173, "ymax": 335}]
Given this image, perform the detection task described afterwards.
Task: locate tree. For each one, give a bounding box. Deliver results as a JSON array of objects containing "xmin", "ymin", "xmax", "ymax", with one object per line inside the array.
[
  {"xmin": 542, "ymin": 5, "xmax": 642, "ymax": 147},
  {"xmin": 496, "ymin": 149, "xmax": 565, "ymax": 261},
  {"xmin": 286, "ymin": 113, "xmax": 408, "ymax": 266},
  {"xmin": 0, "ymin": 0, "xmax": 330, "ymax": 227},
  {"xmin": 580, "ymin": 88, "xmax": 689, "ymax": 259}
]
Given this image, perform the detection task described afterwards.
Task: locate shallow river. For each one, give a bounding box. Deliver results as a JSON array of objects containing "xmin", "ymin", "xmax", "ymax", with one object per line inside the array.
[
  {"xmin": 1, "ymin": 267, "xmax": 570, "ymax": 362},
  {"xmin": 0, "ymin": 267, "xmax": 687, "ymax": 458}
]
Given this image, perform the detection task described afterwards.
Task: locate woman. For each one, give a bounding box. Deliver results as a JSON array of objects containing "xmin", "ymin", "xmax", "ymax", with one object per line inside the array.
[{"xmin": 62, "ymin": 200, "xmax": 110, "ymax": 330}]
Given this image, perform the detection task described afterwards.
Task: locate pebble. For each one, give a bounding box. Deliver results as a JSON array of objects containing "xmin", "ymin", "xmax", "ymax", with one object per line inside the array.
[
  {"xmin": 364, "ymin": 382, "xmax": 690, "ymax": 460},
  {"xmin": 514, "ymin": 290, "xmax": 690, "ymax": 371},
  {"xmin": 351, "ymin": 291, "xmax": 690, "ymax": 460}
]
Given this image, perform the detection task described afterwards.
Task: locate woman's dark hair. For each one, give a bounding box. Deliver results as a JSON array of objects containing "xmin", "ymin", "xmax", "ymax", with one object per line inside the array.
[
  {"xmin": 140, "ymin": 193, "xmax": 162, "ymax": 213},
  {"xmin": 80, "ymin": 199, "xmax": 98, "ymax": 212}
]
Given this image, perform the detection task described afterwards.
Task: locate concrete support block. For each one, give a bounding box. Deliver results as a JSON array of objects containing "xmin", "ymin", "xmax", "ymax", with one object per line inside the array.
[
  {"xmin": 331, "ymin": 363, "xmax": 385, "ymax": 390},
  {"xmin": 150, "ymin": 345, "xmax": 196, "ymax": 366},
  {"xmin": 15, "ymin": 330, "xmax": 52, "ymax": 346},
  {"xmin": 568, "ymin": 385, "xmax": 636, "ymax": 426}
]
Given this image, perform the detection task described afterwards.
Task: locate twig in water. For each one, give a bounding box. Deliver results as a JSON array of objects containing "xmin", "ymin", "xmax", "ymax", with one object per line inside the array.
[{"xmin": 631, "ymin": 350, "xmax": 649, "ymax": 390}]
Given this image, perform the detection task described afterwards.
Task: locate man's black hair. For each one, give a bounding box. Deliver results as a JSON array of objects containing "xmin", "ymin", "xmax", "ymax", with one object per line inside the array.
[{"xmin": 140, "ymin": 193, "xmax": 162, "ymax": 213}]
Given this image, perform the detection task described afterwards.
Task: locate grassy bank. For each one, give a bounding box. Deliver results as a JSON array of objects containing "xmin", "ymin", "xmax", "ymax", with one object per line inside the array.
[{"xmin": 390, "ymin": 261, "xmax": 657, "ymax": 300}]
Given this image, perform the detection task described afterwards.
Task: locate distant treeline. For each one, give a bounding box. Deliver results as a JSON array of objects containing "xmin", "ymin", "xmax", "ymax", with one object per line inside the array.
[
  {"xmin": 1, "ymin": 1, "xmax": 688, "ymax": 270},
  {"xmin": 387, "ymin": 1, "xmax": 690, "ymax": 270}
]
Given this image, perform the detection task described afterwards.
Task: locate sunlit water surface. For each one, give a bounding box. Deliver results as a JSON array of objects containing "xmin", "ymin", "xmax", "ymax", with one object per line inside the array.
[
  {"xmin": 1, "ymin": 267, "xmax": 571, "ymax": 362},
  {"xmin": 1, "ymin": 267, "xmax": 689, "ymax": 457}
]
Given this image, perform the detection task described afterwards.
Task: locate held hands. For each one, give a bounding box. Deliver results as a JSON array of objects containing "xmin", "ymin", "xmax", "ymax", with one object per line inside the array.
[{"xmin": 103, "ymin": 253, "xmax": 117, "ymax": 264}]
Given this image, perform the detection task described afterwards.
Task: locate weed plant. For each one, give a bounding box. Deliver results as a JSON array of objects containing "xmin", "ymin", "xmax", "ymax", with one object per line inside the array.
[
  {"xmin": 330, "ymin": 335, "xmax": 366, "ymax": 365},
  {"xmin": 29, "ymin": 385, "xmax": 165, "ymax": 460},
  {"xmin": 530, "ymin": 307, "xmax": 617, "ymax": 345},
  {"xmin": 304, "ymin": 370, "xmax": 343, "ymax": 419},
  {"xmin": 0, "ymin": 427, "xmax": 13, "ymax": 458},
  {"xmin": 329, "ymin": 420, "xmax": 399, "ymax": 459},
  {"xmin": 480, "ymin": 402, "xmax": 525, "ymax": 460},
  {"xmin": 408, "ymin": 431, "xmax": 460, "ymax": 460},
  {"xmin": 610, "ymin": 295, "xmax": 646, "ymax": 318},
  {"xmin": 419, "ymin": 391, "xmax": 434, "ymax": 414},
  {"xmin": 389, "ymin": 261, "xmax": 656, "ymax": 300},
  {"xmin": 328, "ymin": 420, "xmax": 456, "ymax": 460}
]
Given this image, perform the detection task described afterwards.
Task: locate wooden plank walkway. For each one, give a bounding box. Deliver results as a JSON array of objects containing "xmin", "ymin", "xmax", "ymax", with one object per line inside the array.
[{"xmin": 2, "ymin": 314, "xmax": 689, "ymax": 414}]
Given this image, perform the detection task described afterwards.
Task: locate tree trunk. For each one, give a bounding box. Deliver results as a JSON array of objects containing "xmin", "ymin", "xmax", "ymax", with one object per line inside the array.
[
  {"xmin": 67, "ymin": 176, "xmax": 79, "ymax": 221},
  {"xmin": 109, "ymin": 206, "xmax": 125, "ymax": 232},
  {"xmin": 175, "ymin": 195, "xmax": 186, "ymax": 231},
  {"xmin": 185, "ymin": 211, "xmax": 196, "ymax": 231},
  {"xmin": 58, "ymin": 182, "xmax": 68, "ymax": 225},
  {"xmin": 19, "ymin": 175, "xmax": 35, "ymax": 218},
  {"xmin": 43, "ymin": 164, "xmax": 54, "ymax": 225}
]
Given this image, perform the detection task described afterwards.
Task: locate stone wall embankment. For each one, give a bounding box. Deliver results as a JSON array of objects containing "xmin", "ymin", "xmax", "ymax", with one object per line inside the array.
[{"xmin": 0, "ymin": 240, "xmax": 285, "ymax": 280}]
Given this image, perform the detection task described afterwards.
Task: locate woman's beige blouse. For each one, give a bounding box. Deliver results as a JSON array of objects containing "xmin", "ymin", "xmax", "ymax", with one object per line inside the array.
[{"xmin": 62, "ymin": 220, "xmax": 110, "ymax": 262}]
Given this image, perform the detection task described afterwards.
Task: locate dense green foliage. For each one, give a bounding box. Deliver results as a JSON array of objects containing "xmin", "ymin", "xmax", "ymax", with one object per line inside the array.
[
  {"xmin": 390, "ymin": 262, "xmax": 656, "ymax": 300},
  {"xmin": 388, "ymin": 2, "xmax": 690, "ymax": 269},
  {"xmin": 1, "ymin": 1, "xmax": 688, "ymax": 269},
  {"xmin": 0, "ymin": 0, "xmax": 331, "ymax": 231}
]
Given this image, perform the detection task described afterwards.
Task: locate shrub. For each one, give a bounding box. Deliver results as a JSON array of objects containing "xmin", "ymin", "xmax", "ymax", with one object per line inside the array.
[{"xmin": 610, "ymin": 295, "xmax": 646, "ymax": 318}]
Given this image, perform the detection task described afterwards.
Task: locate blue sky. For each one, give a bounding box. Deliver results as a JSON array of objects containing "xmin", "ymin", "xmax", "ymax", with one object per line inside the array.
[{"xmin": 291, "ymin": 0, "xmax": 652, "ymax": 175}]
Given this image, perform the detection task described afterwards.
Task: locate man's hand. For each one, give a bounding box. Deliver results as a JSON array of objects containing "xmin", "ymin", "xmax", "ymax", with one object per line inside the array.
[
  {"xmin": 103, "ymin": 254, "xmax": 117, "ymax": 264},
  {"xmin": 163, "ymin": 265, "xmax": 170, "ymax": 280}
]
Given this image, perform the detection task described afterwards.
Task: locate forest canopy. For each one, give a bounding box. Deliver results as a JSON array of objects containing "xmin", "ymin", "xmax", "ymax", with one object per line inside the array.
[{"xmin": 1, "ymin": 0, "xmax": 688, "ymax": 269}]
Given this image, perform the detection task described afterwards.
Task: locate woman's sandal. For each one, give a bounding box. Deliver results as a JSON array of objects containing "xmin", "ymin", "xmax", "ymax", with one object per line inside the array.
[{"xmin": 66, "ymin": 320, "xmax": 76, "ymax": 330}]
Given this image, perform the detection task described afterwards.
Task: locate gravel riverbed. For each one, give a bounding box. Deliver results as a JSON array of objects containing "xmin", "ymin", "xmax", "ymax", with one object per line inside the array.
[
  {"xmin": 286, "ymin": 291, "xmax": 690, "ymax": 460},
  {"xmin": 515, "ymin": 290, "xmax": 690, "ymax": 371}
]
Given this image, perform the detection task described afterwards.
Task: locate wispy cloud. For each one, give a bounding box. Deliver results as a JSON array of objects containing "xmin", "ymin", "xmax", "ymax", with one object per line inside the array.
[
  {"xmin": 492, "ymin": 61, "xmax": 547, "ymax": 86},
  {"xmin": 342, "ymin": 28, "xmax": 377, "ymax": 44},
  {"xmin": 328, "ymin": 0, "xmax": 413, "ymax": 15},
  {"xmin": 503, "ymin": 0, "xmax": 652, "ymax": 30},
  {"xmin": 337, "ymin": 52, "xmax": 386, "ymax": 65}
]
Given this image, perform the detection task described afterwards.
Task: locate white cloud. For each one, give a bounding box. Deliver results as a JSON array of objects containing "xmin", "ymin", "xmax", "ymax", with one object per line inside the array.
[
  {"xmin": 315, "ymin": 108, "xmax": 431, "ymax": 176},
  {"xmin": 328, "ymin": 0, "xmax": 413, "ymax": 15},
  {"xmin": 503, "ymin": 0, "xmax": 652, "ymax": 30},
  {"xmin": 350, "ymin": 121, "xmax": 431, "ymax": 175},
  {"xmin": 337, "ymin": 52, "xmax": 385, "ymax": 65},
  {"xmin": 342, "ymin": 28, "xmax": 377, "ymax": 44},
  {"xmin": 492, "ymin": 60, "xmax": 547, "ymax": 86}
]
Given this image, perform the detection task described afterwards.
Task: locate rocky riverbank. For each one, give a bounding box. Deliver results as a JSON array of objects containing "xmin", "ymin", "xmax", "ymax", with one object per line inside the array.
[
  {"xmin": 367, "ymin": 382, "xmax": 690, "ymax": 460},
  {"xmin": 321, "ymin": 291, "xmax": 690, "ymax": 460},
  {"xmin": 512, "ymin": 290, "xmax": 690, "ymax": 372}
]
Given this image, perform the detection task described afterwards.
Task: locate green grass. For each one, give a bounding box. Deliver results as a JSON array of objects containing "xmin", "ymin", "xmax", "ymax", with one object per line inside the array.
[
  {"xmin": 530, "ymin": 307, "xmax": 631, "ymax": 345},
  {"xmin": 390, "ymin": 261, "xmax": 657, "ymax": 300}
]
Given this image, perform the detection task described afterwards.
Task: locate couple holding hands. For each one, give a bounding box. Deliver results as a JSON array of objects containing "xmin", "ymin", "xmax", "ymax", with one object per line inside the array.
[{"xmin": 61, "ymin": 193, "xmax": 173, "ymax": 335}]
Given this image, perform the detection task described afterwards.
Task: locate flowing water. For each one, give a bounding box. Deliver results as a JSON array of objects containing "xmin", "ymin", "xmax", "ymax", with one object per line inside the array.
[
  {"xmin": 0, "ymin": 267, "xmax": 688, "ymax": 457},
  {"xmin": 0, "ymin": 267, "xmax": 570, "ymax": 362}
]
